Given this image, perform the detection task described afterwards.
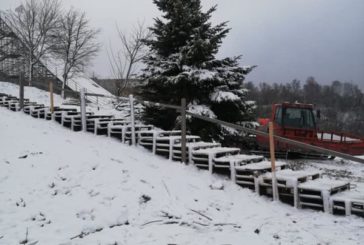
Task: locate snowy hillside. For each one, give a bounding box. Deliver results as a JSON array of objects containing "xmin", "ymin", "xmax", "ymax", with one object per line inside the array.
[
  {"xmin": 1, "ymin": 83, "xmax": 364, "ymax": 244},
  {"xmin": 45, "ymin": 58, "xmax": 112, "ymax": 97},
  {"xmin": 0, "ymin": 81, "xmax": 127, "ymax": 118},
  {"xmin": 1, "ymin": 106, "xmax": 364, "ymax": 245},
  {"xmin": 0, "ymin": 82, "xmax": 63, "ymax": 107}
]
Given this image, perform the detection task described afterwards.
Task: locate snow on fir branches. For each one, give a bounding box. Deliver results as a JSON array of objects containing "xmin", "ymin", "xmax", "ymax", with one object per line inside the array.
[{"xmin": 141, "ymin": 0, "xmax": 256, "ymax": 140}]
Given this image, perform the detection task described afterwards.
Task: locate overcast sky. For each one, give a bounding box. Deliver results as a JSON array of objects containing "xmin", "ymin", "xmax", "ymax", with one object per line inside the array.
[{"xmin": 1, "ymin": 0, "xmax": 364, "ymax": 89}]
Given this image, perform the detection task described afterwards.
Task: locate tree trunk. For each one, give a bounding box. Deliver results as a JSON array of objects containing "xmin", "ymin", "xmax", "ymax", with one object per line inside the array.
[
  {"xmin": 62, "ymin": 73, "xmax": 67, "ymax": 99},
  {"xmin": 121, "ymin": 62, "xmax": 133, "ymax": 93},
  {"xmin": 28, "ymin": 54, "xmax": 33, "ymax": 86}
]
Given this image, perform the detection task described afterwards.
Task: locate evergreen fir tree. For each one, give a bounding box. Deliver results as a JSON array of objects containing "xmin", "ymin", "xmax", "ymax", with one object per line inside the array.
[{"xmin": 142, "ymin": 0, "xmax": 256, "ymax": 140}]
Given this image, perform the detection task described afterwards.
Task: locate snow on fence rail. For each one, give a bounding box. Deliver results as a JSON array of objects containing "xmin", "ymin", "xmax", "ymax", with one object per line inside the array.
[
  {"xmin": 3, "ymin": 88, "xmax": 364, "ymax": 219},
  {"xmin": 81, "ymin": 92, "xmax": 364, "ymax": 165},
  {"xmin": 185, "ymin": 111, "xmax": 364, "ymax": 164}
]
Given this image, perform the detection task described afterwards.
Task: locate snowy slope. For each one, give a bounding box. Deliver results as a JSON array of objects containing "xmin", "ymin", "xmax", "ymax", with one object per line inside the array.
[
  {"xmin": 0, "ymin": 81, "xmax": 129, "ymax": 118},
  {"xmin": 44, "ymin": 59, "xmax": 113, "ymax": 106},
  {"xmin": 0, "ymin": 82, "xmax": 63, "ymax": 107},
  {"xmin": 1, "ymin": 109, "xmax": 364, "ymax": 244},
  {"xmin": 44, "ymin": 58, "xmax": 112, "ymax": 97}
]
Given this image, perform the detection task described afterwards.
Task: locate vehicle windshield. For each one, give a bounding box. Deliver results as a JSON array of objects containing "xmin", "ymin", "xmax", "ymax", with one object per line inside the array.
[{"xmin": 275, "ymin": 106, "xmax": 316, "ymax": 129}]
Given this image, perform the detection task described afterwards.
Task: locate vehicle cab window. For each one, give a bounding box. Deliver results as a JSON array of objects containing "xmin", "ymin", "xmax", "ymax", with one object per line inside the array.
[
  {"xmin": 283, "ymin": 107, "xmax": 315, "ymax": 129},
  {"xmin": 274, "ymin": 106, "xmax": 282, "ymax": 125}
]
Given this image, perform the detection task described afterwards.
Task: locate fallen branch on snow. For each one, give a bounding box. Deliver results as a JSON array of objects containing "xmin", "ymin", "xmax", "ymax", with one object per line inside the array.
[
  {"xmin": 19, "ymin": 228, "xmax": 28, "ymax": 244},
  {"xmin": 141, "ymin": 220, "xmax": 164, "ymax": 226},
  {"xmin": 162, "ymin": 180, "xmax": 171, "ymax": 197},
  {"xmin": 18, "ymin": 155, "xmax": 28, "ymax": 159},
  {"xmin": 190, "ymin": 209, "xmax": 212, "ymax": 221},
  {"xmin": 70, "ymin": 227, "xmax": 103, "ymax": 240},
  {"xmin": 109, "ymin": 220, "xmax": 129, "ymax": 228},
  {"xmin": 192, "ymin": 221, "xmax": 209, "ymax": 226},
  {"xmin": 214, "ymin": 223, "xmax": 241, "ymax": 228},
  {"xmin": 143, "ymin": 210, "xmax": 241, "ymax": 230},
  {"xmin": 160, "ymin": 211, "xmax": 181, "ymax": 220}
]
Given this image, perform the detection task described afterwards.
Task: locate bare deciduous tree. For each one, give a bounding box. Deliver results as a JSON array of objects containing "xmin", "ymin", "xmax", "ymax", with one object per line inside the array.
[
  {"xmin": 4, "ymin": 0, "xmax": 61, "ymax": 85},
  {"xmin": 107, "ymin": 22, "xmax": 151, "ymax": 96},
  {"xmin": 53, "ymin": 8, "xmax": 100, "ymax": 99}
]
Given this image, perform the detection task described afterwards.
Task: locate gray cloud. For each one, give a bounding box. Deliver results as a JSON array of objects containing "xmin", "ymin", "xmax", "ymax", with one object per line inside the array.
[{"xmin": 1, "ymin": 0, "xmax": 363, "ymax": 89}]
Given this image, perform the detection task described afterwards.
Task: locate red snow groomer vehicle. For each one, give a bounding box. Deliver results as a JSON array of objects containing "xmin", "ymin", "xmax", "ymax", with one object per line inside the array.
[{"xmin": 256, "ymin": 102, "xmax": 364, "ymax": 158}]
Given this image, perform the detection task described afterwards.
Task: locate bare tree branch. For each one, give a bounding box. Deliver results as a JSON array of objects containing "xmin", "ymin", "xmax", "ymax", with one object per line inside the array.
[
  {"xmin": 52, "ymin": 8, "xmax": 100, "ymax": 98},
  {"xmin": 107, "ymin": 21, "xmax": 151, "ymax": 96},
  {"xmin": 4, "ymin": 0, "xmax": 61, "ymax": 85}
]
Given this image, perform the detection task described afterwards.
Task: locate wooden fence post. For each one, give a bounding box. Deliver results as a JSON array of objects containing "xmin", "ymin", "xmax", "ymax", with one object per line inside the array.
[
  {"xmin": 96, "ymin": 96, "xmax": 99, "ymax": 111},
  {"xmin": 129, "ymin": 94, "xmax": 136, "ymax": 146},
  {"xmin": 181, "ymin": 98, "xmax": 187, "ymax": 164},
  {"xmin": 269, "ymin": 122, "xmax": 279, "ymax": 201},
  {"xmin": 19, "ymin": 72, "xmax": 24, "ymax": 110},
  {"xmin": 80, "ymin": 88, "xmax": 87, "ymax": 132},
  {"xmin": 49, "ymin": 80, "xmax": 54, "ymax": 113}
]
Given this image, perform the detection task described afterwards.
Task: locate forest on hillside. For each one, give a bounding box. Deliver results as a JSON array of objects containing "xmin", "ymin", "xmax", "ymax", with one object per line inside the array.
[{"xmin": 245, "ymin": 77, "xmax": 364, "ymax": 137}]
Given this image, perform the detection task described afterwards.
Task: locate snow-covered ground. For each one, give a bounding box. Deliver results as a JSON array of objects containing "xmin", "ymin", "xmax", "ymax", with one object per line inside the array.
[
  {"xmin": 0, "ymin": 82, "xmax": 63, "ymax": 107},
  {"xmin": 1, "ymin": 82, "xmax": 364, "ymax": 244},
  {"xmin": 287, "ymin": 158, "xmax": 364, "ymax": 183},
  {"xmin": 1, "ymin": 106, "xmax": 364, "ymax": 245},
  {"xmin": 0, "ymin": 81, "xmax": 129, "ymax": 118}
]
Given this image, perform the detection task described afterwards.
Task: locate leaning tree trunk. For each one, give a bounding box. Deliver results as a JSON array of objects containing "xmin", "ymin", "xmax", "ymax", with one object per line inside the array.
[
  {"xmin": 62, "ymin": 73, "xmax": 67, "ymax": 99},
  {"xmin": 28, "ymin": 54, "xmax": 33, "ymax": 86}
]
